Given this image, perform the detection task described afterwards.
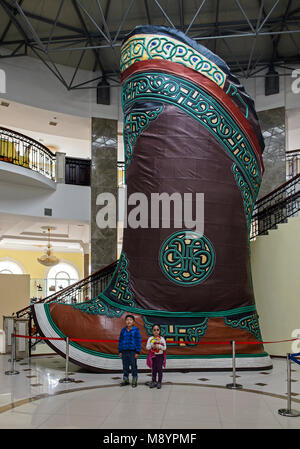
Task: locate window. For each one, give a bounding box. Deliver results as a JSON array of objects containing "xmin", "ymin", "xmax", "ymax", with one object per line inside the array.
[
  {"xmin": 47, "ymin": 262, "xmax": 79, "ymax": 297},
  {"xmin": 0, "ymin": 260, "xmax": 24, "ymax": 275}
]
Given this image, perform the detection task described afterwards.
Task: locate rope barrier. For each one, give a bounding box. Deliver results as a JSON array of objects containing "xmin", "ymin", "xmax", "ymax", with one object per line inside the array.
[
  {"xmin": 7, "ymin": 333, "xmax": 300, "ymax": 417},
  {"xmin": 12, "ymin": 334, "xmax": 300, "ymax": 345},
  {"xmin": 289, "ymin": 353, "xmax": 300, "ymax": 366}
]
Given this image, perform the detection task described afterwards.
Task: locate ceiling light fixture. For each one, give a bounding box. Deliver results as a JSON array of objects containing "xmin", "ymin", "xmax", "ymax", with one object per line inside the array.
[{"xmin": 37, "ymin": 227, "xmax": 60, "ymax": 267}]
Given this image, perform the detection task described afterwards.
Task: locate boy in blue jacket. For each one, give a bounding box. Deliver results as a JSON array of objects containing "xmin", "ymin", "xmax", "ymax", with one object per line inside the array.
[{"xmin": 118, "ymin": 314, "xmax": 142, "ymax": 387}]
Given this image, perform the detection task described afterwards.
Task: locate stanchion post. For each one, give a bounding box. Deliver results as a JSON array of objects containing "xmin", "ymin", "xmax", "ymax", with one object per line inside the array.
[
  {"xmin": 5, "ymin": 332, "xmax": 20, "ymax": 375},
  {"xmin": 59, "ymin": 337, "xmax": 75, "ymax": 383},
  {"xmin": 278, "ymin": 353, "xmax": 300, "ymax": 417},
  {"xmin": 28, "ymin": 315, "xmax": 32, "ymax": 358},
  {"xmin": 226, "ymin": 340, "xmax": 243, "ymax": 389}
]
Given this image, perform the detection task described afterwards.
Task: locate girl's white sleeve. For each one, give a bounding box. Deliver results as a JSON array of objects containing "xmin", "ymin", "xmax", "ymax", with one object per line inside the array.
[
  {"xmin": 159, "ymin": 337, "xmax": 167, "ymax": 351},
  {"xmin": 146, "ymin": 337, "xmax": 153, "ymax": 350}
]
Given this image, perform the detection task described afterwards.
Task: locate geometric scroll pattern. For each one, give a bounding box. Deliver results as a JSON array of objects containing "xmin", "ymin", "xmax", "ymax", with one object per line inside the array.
[
  {"xmin": 109, "ymin": 252, "xmax": 134, "ymax": 307},
  {"xmin": 232, "ymin": 163, "xmax": 256, "ymax": 231},
  {"xmin": 72, "ymin": 252, "xmax": 134, "ymax": 317},
  {"xmin": 124, "ymin": 105, "xmax": 163, "ymax": 169},
  {"xmin": 224, "ymin": 311, "xmax": 262, "ymax": 341},
  {"xmin": 122, "ymin": 72, "xmax": 262, "ymax": 196},
  {"xmin": 120, "ymin": 34, "xmax": 226, "ymax": 88},
  {"xmin": 160, "ymin": 230, "xmax": 215, "ymax": 286},
  {"xmin": 143, "ymin": 316, "xmax": 209, "ymax": 346},
  {"xmin": 72, "ymin": 297, "xmax": 124, "ymax": 318}
]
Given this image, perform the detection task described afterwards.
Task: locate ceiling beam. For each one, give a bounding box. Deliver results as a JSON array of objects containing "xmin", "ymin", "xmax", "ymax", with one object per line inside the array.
[
  {"xmin": 0, "ymin": 0, "xmax": 24, "ymax": 43},
  {"xmin": 144, "ymin": 0, "xmax": 152, "ymax": 25},
  {"xmin": 71, "ymin": 0, "xmax": 105, "ymax": 74}
]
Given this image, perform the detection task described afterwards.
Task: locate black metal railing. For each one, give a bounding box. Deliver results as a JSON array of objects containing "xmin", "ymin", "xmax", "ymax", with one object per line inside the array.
[
  {"xmin": 251, "ymin": 174, "xmax": 300, "ymax": 239},
  {"xmin": 0, "ymin": 126, "xmax": 56, "ymax": 180},
  {"xmin": 65, "ymin": 156, "xmax": 91, "ymax": 186},
  {"xmin": 16, "ymin": 260, "xmax": 117, "ymax": 319},
  {"xmin": 16, "ymin": 260, "xmax": 117, "ymax": 356},
  {"xmin": 286, "ymin": 150, "xmax": 300, "ymax": 180}
]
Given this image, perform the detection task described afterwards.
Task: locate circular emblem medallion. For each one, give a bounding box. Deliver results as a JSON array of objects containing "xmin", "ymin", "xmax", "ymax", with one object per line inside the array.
[{"xmin": 159, "ymin": 230, "xmax": 215, "ymax": 286}]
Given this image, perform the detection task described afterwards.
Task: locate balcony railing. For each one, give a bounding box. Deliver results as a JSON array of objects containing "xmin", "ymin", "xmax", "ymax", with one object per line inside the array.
[
  {"xmin": 250, "ymin": 174, "xmax": 300, "ymax": 239},
  {"xmin": 0, "ymin": 126, "xmax": 56, "ymax": 180},
  {"xmin": 286, "ymin": 149, "xmax": 300, "ymax": 181},
  {"xmin": 16, "ymin": 260, "xmax": 117, "ymax": 319}
]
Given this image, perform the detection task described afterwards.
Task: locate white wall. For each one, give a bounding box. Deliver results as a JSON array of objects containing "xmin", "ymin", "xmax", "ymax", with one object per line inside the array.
[
  {"xmin": 251, "ymin": 213, "xmax": 300, "ymax": 357},
  {"xmin": 286, "ymin": 108, "xmax": 300, "ymax": 152},
  {"xmin": 0, "ymin": 54, "xmax": 122, "ymax": 120},
  {"xmin": 0, "ymin": 180, "xmax": 90, "ymax": 223}
]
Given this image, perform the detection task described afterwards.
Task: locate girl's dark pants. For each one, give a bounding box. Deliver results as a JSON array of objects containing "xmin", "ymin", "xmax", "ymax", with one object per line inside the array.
[
  {"xmin": 152, "ymin": 353, "xmax": 164, "ymax": 383},
  {"xmin": 121, "ymin": 350, "xmax": 137, "ymax": 379}
]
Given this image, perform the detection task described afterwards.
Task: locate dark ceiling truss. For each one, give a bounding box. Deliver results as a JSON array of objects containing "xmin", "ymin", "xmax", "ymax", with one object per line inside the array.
[{"xmin": 0, "ymin": 0, "xmax": 299, "ymax": 91}]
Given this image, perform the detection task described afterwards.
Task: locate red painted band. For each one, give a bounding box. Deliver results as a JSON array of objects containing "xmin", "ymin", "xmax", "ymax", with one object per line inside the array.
[{"xmin": 121, "ymin": 59, "xmax": 264, "ymax": 174}]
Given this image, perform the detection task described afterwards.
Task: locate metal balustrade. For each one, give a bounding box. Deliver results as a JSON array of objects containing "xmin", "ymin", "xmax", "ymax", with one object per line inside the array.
[
  {"xmin": 16, "ymin": 260, "xmax": 117, "ymax": 356},
  {"xmin": 0, "ymin": 126, "xmax": 56, "ymax": 180},
  {"xmin": 286, "ymin": 150, "xmax": 300, "ymax": 181},
  {"xmin": 251, "ymin": 174, "xmax": 300, "ymax": 239},
  {"xmin": 16, "ymin": 261, "xmax": 117, "ymax": 319}
]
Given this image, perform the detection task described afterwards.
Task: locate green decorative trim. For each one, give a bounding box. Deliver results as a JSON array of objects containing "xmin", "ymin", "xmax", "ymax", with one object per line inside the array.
[
  {"xmin": 72, "ymin": 298, "xmax": 124, "ymax": 318},
  {"xmin": 143, "ymin": 316, "xmax": 208, "ymax": 345},
  {"xmin": 159, "ymin": 230, "xmax": 215, "ymax": 286},
  {"xmin": 72, "ymin": 253, "xmax": 133, "ymax": 317},
  {"xmin": 98, "ymin": 293, "xmax": 257, "ymax": 318},
  {"xmin": 120, "ymin": 34, "xmax": 226, "ymax": 88},
  {"xmin": 226, "ymin": 84, "xmax": 249, "ymax": 119},
  {"xmin": 45, "ymin": 302, "xmax": 266, "ymax": 359},
  {"xmin": 124, "ymin": 106, "xmax": 163, "ymax": 169},
  {"xmin": 224, "ymin": 312, "xmax": 262, "ymax": 341},
  {"xmin": 43, "ymin": 306, "xmax": 268, "ymax": 359},
  {"xmin": 232, "ymin": 163, "xmax": 256, "ymax": 231},
  {"xmin": 45, "ymin": 303, "xmax": 266, "ymax": 359},
  {"xmin": 109, "ymin": 252, "xmax": 134, "ymax": 306},
  {"xmin": 122, "ymin": 72, "xmax": 261, "ymax": 196}
]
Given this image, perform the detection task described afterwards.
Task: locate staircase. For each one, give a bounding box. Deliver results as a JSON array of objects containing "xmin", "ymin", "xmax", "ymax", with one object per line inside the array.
[
  {"xmin": 250, "ymin": 174, "xmax": 300, "ymax": 239},
  {"xmin": 15, "ymin": 261, "xmax": 117, "ymax": 355},
  {"xmin": 13, "ymin": 174, "xmax": 300, "ymax": 354}
]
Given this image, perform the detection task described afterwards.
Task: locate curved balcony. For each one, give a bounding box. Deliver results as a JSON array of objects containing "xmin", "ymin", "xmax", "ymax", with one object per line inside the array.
[{"xmin": 0, "ymin": 126, "xmax": 56, "ymax": 180}]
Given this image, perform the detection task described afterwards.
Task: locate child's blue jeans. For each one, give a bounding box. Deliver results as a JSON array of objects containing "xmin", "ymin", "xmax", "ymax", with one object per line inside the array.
[{"xmin": 121, "ymin": 350, "xmax": 138, "ymax": 379}]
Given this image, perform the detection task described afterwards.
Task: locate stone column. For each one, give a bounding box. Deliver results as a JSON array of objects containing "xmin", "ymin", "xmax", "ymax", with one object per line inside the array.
[
  {"xmin": 91, "ymin": 118, "xmax": 118, "ymax": 273},
  {"xmin": 81, "ymin": 243, "xmax": 90, "ymax": 278},
  {"xmin": 257, "ymin": 107, "xmax": 286, "ymax": 199},
  {"xmin": 55, "ymin": 152, "xmax": 66, "ymax": 184}
]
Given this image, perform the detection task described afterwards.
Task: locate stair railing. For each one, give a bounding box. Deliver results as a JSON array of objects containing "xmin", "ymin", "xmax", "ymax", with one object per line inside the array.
[
  {"xmin": 16, "ymin": 260, "xmax": 118, "ymax": 319},
  {"xmin": 251, "ymin": 174, "xmax": 300, "ymax": 239}
]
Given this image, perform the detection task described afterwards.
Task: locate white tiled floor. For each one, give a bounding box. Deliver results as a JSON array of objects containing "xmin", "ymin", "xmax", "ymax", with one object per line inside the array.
[{"xmin": 1, "ymin": 353, "xmax": 300, "ymax": 429}]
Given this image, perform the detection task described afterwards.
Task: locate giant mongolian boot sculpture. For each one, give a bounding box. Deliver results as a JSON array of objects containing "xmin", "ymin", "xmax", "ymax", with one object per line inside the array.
[{"xmin": 32, "ymin": 25, "xmax": 272, "ymax": 372}]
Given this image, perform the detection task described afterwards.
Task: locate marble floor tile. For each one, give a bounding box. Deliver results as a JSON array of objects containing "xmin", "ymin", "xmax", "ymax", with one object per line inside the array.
[{"xmin": 1, "ymin": 355, "xmax": 300, "ymax": 429}]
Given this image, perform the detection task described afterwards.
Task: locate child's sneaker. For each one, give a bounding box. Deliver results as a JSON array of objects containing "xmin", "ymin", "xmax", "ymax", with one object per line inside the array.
[
  {"xmin": 132, "ymin": 378, "xmax": 137, "ymax": 388},
  {"xmin": 120, "ymin": 378, "xmax": 129, "ymax": 386},
  {"xmin": 149, "ymin": 381, "xmax": 157, "ymax": 388},
  {"xmin": 157, "ymin": 382, "xmax": 161, "ymax": 389}
]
